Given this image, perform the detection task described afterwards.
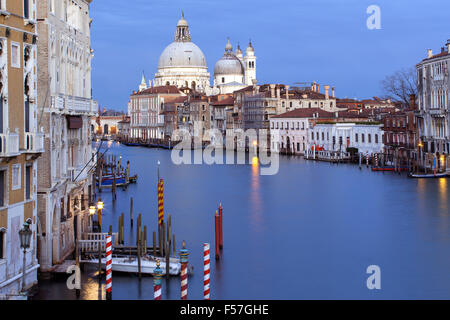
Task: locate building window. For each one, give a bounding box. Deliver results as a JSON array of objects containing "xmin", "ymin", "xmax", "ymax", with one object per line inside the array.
[
  {"xmin": 0, "ymin": 170, "xmax": 5, "ymax": 207},
  {"xmin": 321, "ymin": 132, "xmax": 324, "ymax": 141},
  {"xmin": 25, "ymin": 165, "xmax": 31, "ymax": 200},
  {"xmin": 297, "ymin": 143, "xmax": 300, "ymax": 151},
  {"xmin": 316, "ymin": 132, "xmax": 319, "ymax": 140},
  {"xmin": 362, "ymin": 134, "xmax": 365, "ymax": 143},
  {"xmin": 12, "ymin": 164, "xmax": 21, "ymax": 190},
  {"xmin": 368, "ymin": 134, "xmax": 372, "ymax": 143},
  {"xmin": 222, "ymin": 77, "xmax": 225, "ymax": 83},
  {"xmin": 11, "ymin": 42, "xmax": 20, "ymax": 68},
  {"xmin": 375, "ymin": 134, "xmax": 378, "ymax": 144},
  {"xmin": 355, "ymin": 133, "xmax": 358, "ymax": 142},
  {"xmin": 0, "ymin": 228, "xmax": 5, "ymax": 259},
  {"xmin": 24, "ymin": 0, "xmax": 29, "ymax": 19}
]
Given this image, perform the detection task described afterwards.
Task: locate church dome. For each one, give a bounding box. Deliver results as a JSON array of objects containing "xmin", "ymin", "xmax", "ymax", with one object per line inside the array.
[
  {"xmin": 158, "ymin": 41, "xmax": 207, "ymax": 69},
  {"xmin": 214, "ymin": 55, "xmax": 244, "ymax": 75},
  {"xmin": 214, "ymin": 39, "xmax": 244, "ymax": 76}
]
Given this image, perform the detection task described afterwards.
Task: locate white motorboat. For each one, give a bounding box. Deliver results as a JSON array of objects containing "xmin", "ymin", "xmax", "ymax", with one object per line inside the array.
[{"xmin": 81, "ymin": 255, "xmax": 181, "ymax": 276}]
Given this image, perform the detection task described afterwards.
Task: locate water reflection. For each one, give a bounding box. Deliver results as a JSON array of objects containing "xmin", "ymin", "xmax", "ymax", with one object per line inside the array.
[
  {"xmin": 438, "ymin": 178, "xmax": 448, "ymax": 212},
  {"xmin": 250, "ymin": 157, "xmax": 263, "ymax": 232}
]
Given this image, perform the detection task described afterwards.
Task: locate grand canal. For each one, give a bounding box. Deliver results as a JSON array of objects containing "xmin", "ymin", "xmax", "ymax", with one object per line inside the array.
[{"xmin": 34, "ymin": 141, "xmax": 450, "ymax": 299}]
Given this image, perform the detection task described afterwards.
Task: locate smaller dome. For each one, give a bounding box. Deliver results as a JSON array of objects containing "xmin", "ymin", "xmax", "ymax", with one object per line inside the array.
[{"xmin": 214, "ymin": 54, "xmax": 244, "ymax": 76}]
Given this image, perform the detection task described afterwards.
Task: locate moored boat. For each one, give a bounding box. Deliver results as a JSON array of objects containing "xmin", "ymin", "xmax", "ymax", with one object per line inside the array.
[
  {"xmin": 81, "ymin": 255, "xmax": 182, "ymax": 275},
  {"xmin": 408, "ymin": 172, "xmax": 448, "ymax": 178}
]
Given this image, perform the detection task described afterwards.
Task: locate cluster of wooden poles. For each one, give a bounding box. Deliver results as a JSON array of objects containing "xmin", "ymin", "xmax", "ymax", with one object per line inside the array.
[
  {"xmin": 102, "ymin": 202, "xmax": 225, "ymax": 300},
  {"xmin": 114, "ymin": 197, "xmax": 176, "ymax": 279},
  {"xmin": 95, "ymin": 153, "xmax": 131, "ymax": 199}
]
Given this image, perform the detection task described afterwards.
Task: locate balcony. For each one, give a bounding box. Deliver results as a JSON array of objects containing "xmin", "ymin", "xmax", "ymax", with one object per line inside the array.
[
  {"xmin": 51, "ymin": 94, "xmax": 98, "ymax": 115},
  {"xmin": 0, "ymin": 132, "xmax": 20, "ymax": 157},
  {"xmin": 429, "ymin": 108, "xmax": 446, "ymax": 116},
  {"xmin": 23, "ymin": 132, "xmax": 45, "ymax": 153}
]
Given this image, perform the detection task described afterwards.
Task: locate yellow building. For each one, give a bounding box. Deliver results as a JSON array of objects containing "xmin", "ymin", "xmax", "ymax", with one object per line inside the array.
[{"xmin": 0, "ymin": 0, "xmax": 44, "ymax": 296}]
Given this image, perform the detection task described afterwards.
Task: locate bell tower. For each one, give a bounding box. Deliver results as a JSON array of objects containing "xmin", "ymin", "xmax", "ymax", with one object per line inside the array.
[{"xmin": 244, "ymin": 40, "xmax": 256, "ymax": 85}]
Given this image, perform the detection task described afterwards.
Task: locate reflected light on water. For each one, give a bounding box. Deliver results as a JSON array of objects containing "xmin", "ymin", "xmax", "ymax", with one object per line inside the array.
[
  {"xmin": 250, "ymin": 157, "xmax": 263, "ymax": 231},
  {"xmin": 438, "ymin": 178, "xmax": 448, "ymax": 213}
]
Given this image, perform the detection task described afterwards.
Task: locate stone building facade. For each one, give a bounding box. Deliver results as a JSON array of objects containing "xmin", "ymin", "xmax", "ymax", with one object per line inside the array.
[
  {"xmin": 416, "ymin": 40, "xmax": 450, "ymax": 157},
  {"xmin": 36, "ymin": 0, "xmax": 97, "ymax": 272},
  {"xmin": 0, "ymin": 0, "xmax": 44, "ymax": 295}
]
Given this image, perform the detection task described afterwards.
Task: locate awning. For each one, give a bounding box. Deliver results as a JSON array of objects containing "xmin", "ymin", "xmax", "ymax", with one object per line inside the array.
[{"xmin": 67, "ymin": 116, "xmax": 82, "ymax": 129}]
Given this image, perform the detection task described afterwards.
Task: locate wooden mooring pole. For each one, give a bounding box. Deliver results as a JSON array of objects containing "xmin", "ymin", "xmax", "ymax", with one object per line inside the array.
[{"xmin": 130, "ymin": 197, "xmax": 134, "ymax": 226}]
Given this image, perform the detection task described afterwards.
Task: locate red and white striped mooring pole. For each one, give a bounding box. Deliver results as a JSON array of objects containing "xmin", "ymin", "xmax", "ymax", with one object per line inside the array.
[
  {"xmin": 154, "ymin": 259, "xmax": 163, "ymax": 300},
  {"xmin": 105, "ymin": 235, "xmax": 112, "ymax": 300},
  {"xmin": 366, "ymin": 151, "xmax": 369, "ymax": 168},
  {"xmin": 180, "ymin": 241, "xmax": 189, "ymax": 300},
  {"xmin": 203, "ymin": 243, "xmax": 210, "ymax": 300}
]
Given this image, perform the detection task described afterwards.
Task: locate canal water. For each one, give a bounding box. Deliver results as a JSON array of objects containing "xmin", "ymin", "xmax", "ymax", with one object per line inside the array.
[{"xmin": 34, "ymin": 141, "xmax": 450, "ymax": 299}]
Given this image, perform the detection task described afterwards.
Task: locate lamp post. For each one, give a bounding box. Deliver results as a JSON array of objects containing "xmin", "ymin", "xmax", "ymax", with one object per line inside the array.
[
  {"xmin": 19, "ymin": 222, "xmax": 32, "ymax": 294},
  {"xmin": 97, "ymin": 199, "xmax": 103, "ymax": 233},
  {"xmin": 89, "ymin": 205, "xmax": 96, "ymax": 232},
  {"xmin": 97, "ymin": 199, "xmax": 104, "ymax": 280}
]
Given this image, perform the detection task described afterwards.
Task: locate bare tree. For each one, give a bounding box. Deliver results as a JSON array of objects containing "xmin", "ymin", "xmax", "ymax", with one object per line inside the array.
[{"xmin": 381, "ymin": 67, "xmax": 417, "ymax": 108}]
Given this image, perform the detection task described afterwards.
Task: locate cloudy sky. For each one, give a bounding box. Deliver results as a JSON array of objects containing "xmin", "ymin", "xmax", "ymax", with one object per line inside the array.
[{"xmin": 90, "ymin": 0, "xmax": 449, "ymax": 111}]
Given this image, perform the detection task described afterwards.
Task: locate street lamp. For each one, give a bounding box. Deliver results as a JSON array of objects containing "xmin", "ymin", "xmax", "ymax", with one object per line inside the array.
[
  {"xmin": 97, "ymin": 199, "xmax": 103, "ymax": 233},
  {"xmin": 89, "ymin": 205, "xmax": 96, "ymax": 231},
  {"xmin": 19, "ymin": 222, "xmax": 32, "ymax": 293}
]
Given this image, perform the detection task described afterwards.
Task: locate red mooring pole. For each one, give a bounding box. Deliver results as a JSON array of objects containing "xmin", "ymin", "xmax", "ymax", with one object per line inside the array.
[
  {"xmin": 214, "ymin": 211, "xmax": 220, "ymax": 260},
  {"xmin": 218, "ymin": 203, "xmax": 223, "ymax": 249}
]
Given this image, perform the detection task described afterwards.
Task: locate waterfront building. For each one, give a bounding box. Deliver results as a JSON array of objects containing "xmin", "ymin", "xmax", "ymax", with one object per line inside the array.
[
  {"xmin": 188, "ymin": 94, "xmax": 210, "ymax": 140},
  {"xmin": 383, "ymin": 107, "xmax": 418, "ymax": 167},
  {"xmin": 129, "ymin": 85, "xmax": 185, "ymax": 141},
  {"xmin": 91, "ymin": 114, "xmax": 128, "ymax": 137},
  {"xmin": 415, "ymin": 40, "xmax": 450, "ymax": 159},
  {"xmin": 242, "ymin": 83, "xmax": 342, "ymax": 133},
  {"xmin": 210, "ymin": 95, "xmax": 234, "ymax": 136},
  {"xmin": 270, "ymin": 109, "xmax": 334, "ymax": 154},
  {"xmin": 0, "ymin": 0, "xmax": 44, "ymax": 295},
  {"xmin": 161, "ymin": 96, "xmax": 186, "ymax": 141},
  {"xmin": 213, "ymin": 39, "xmax": 256, "ymax": 94},
  {"xmin": 117, "ymin": 117, "xmax": 131, "ymax": 141},
  {"xmin": 309, "ymin": 122, "xmax": 384, "ymax": 155},
  {"xmin": 36, "ymin": 0, "xmax": 97, "ymax": 272}
]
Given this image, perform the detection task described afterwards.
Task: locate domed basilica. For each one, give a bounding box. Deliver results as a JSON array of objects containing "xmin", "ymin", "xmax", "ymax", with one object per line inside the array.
[{"xmin": 148, "ymin": 13, "xmax": 257, "ymax": 95}]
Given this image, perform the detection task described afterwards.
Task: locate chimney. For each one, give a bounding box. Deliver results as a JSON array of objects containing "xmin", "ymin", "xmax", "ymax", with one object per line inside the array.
[
  {"xmin": 270, "ymin": 84, "xmax": 276, "ymax": 98},
  {"xmin": 316, "ymin": 83, "xmax": 320, "ymax": 93},
  {"xmin": 427, "ymin": 49, "xmax": 433, "ymax": 58},
  {"xmin": 332, "ymin": 87, "xmax": 335, "ymax": 98},
  {"xmin": 311, "ymin": 83, "xmax": 315, "ymax": 91},
  {"xmin": 285, "ymin": 85, "xmax": 290, "ymax": 99},
  {"xmin": 409, "ymin": 94, "xmax": 417, "ymax": 109},
  {"xmin": 276, "ymin": 87, "xmax": 281, "ymax": 99},
  {"xmin": 447, "ymin": 39, "xmax": 450, "ymax": 53},
  {"xmin": 324, "ymin": 85, "xmax": 330, "ymax": 100},
  {"xmin": 256, "ymin": 85, "xmax": 260, "ymax": 94}
]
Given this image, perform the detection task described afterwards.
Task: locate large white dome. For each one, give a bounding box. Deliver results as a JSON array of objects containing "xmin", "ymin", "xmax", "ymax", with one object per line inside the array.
[{"xmin": 158, "ymin": 41, "xmax": 207, "ymax": 69}]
